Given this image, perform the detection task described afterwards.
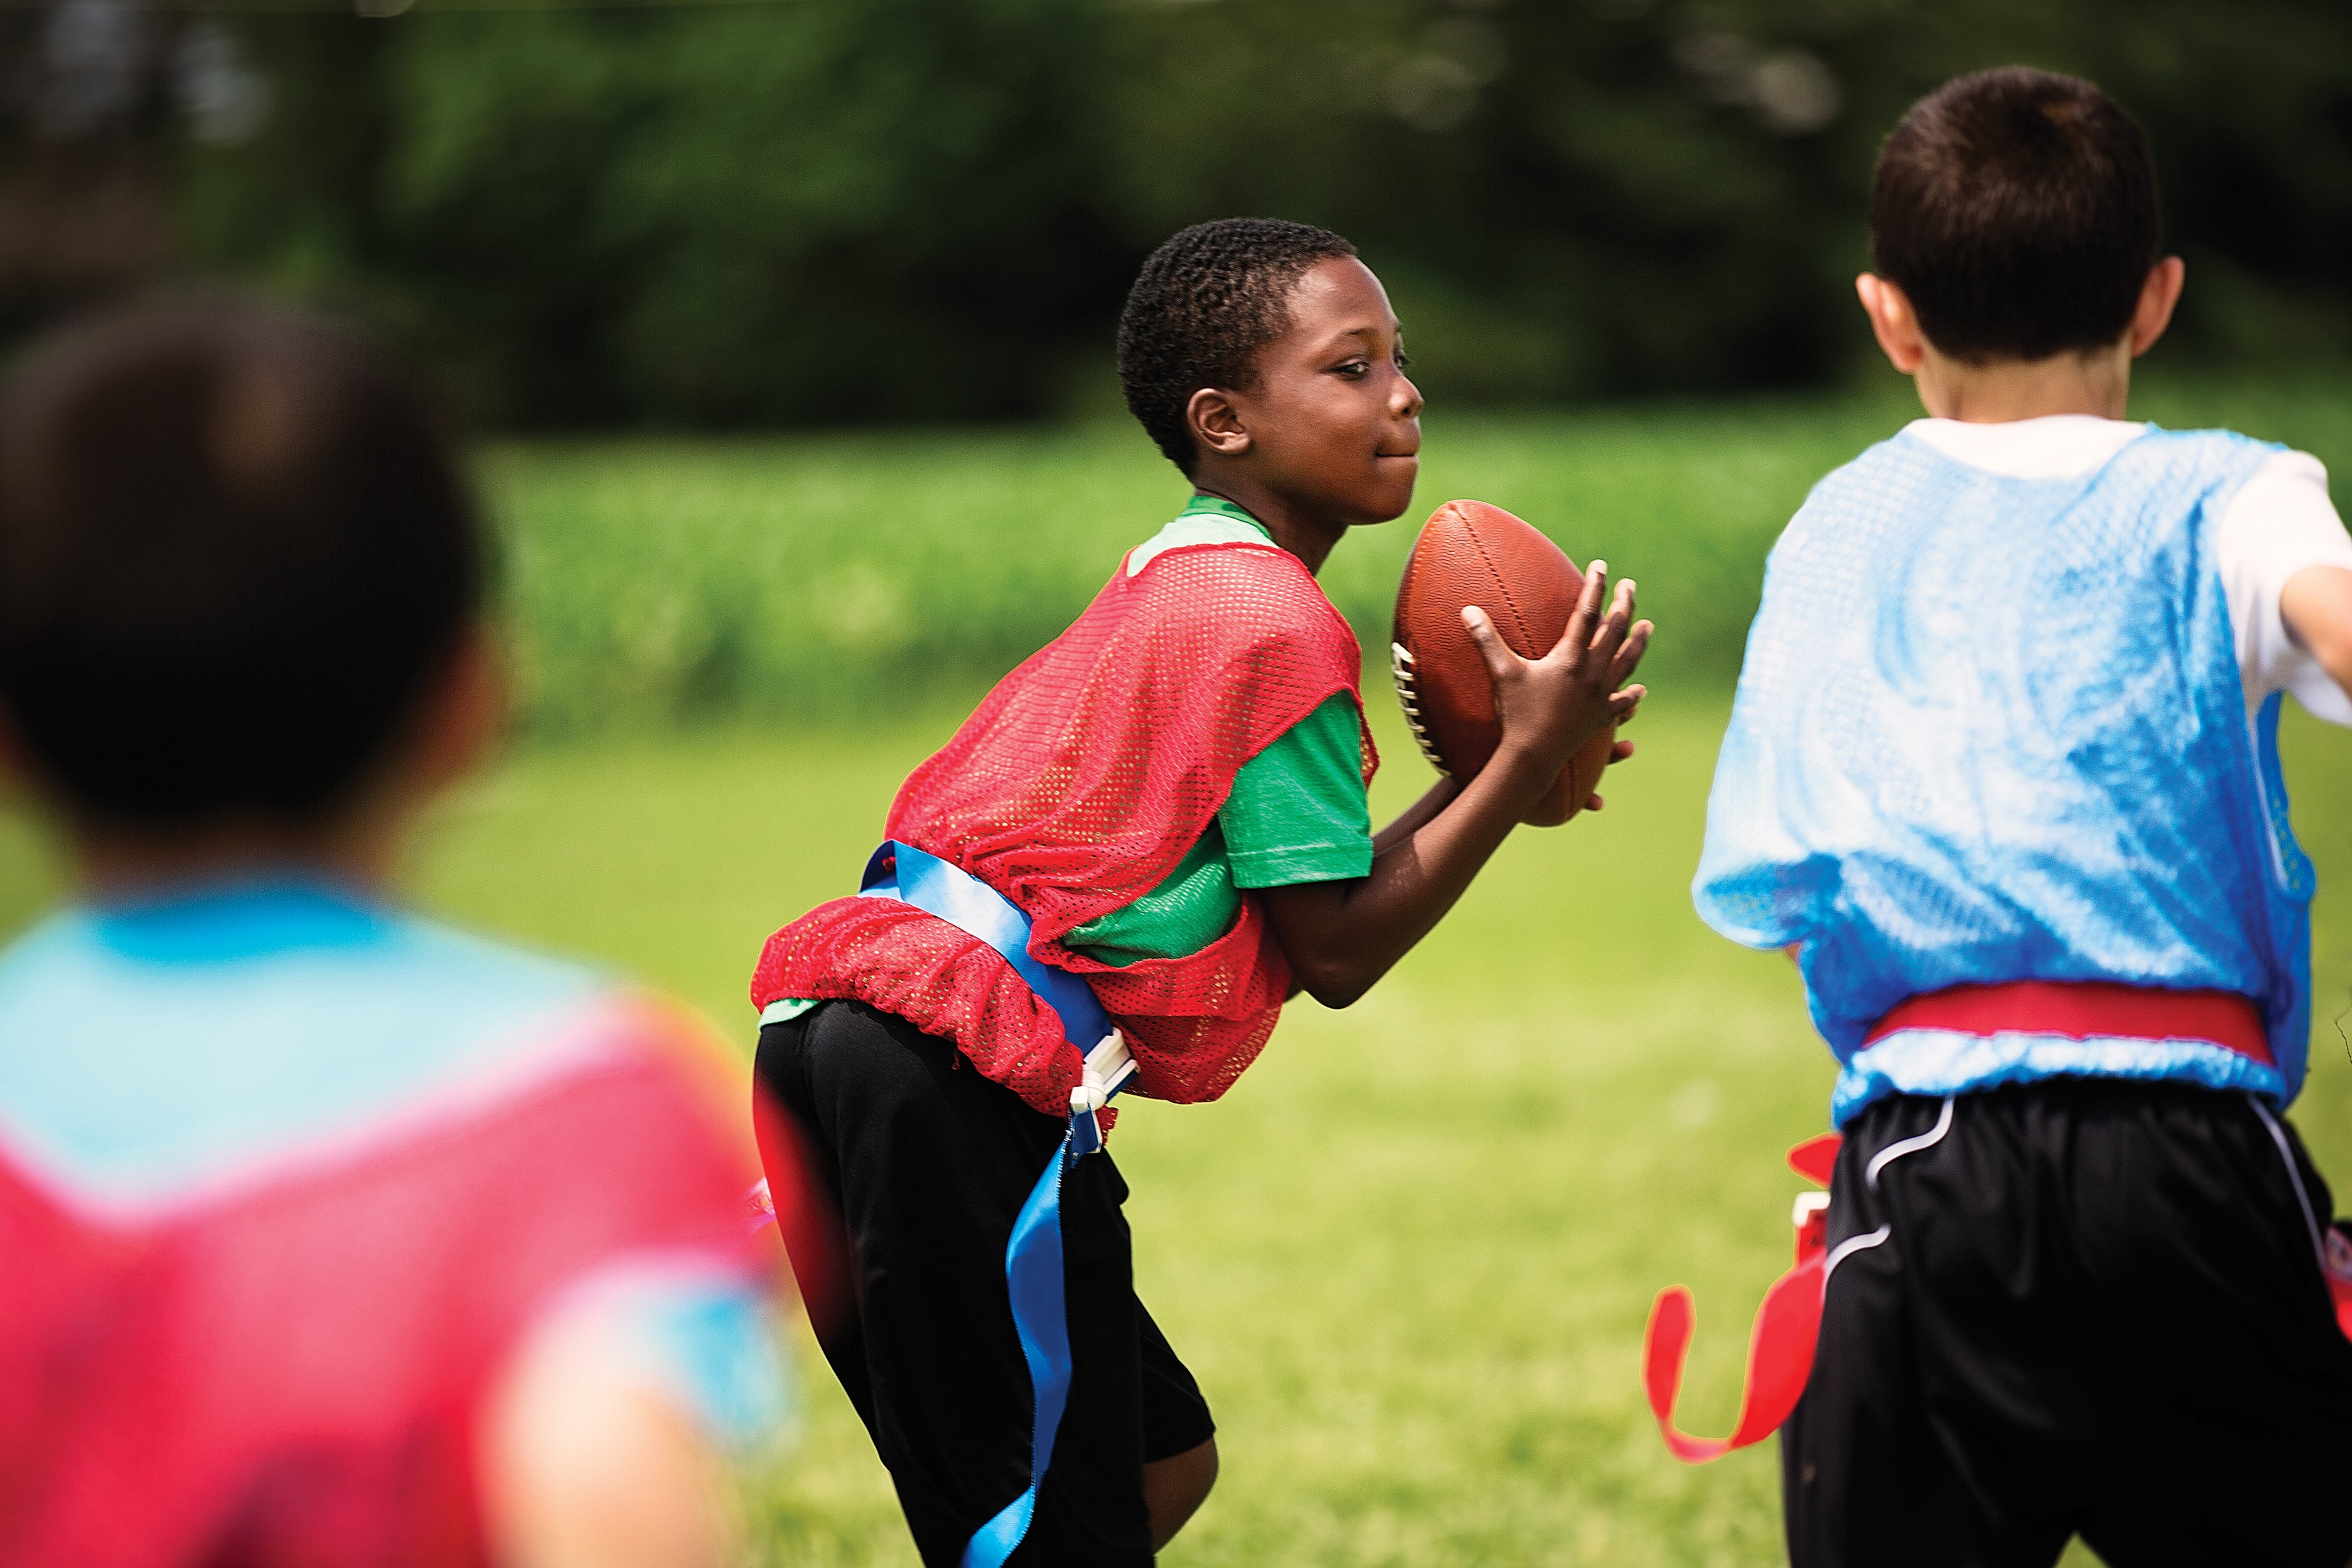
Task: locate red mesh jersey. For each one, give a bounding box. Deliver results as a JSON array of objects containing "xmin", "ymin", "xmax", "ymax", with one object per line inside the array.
[{"xmin": 751, "ymin": 538, "xmax": 1376, "ymax": 1116}]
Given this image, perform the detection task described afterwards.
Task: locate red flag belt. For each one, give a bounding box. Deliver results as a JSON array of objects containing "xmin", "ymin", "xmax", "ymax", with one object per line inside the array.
[
  {"xmin": 1642, "ymin": 979, "xmax": 2307, "ymax": 1465},
  {"xmin": 1865, "ymin": 980, "xmax": 2271, "ymax": 1063}
]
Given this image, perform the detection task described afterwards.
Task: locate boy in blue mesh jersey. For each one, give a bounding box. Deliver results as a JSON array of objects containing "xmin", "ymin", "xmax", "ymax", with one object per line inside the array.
[{"xmin": 1695, "ymin": 69, "xmax": 2352, "ymax": 1568}]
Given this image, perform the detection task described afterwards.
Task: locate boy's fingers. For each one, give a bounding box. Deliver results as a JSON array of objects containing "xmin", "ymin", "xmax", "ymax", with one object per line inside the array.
[
  {"xmin": 1460, "ymin": 605, "xmax": 1521, "ymax": 681},
  {"xmin": 1607, "ymin": 683, "xmax": 1647, "ymax": 715},
  {"xmin": 1608, "ymin": 621, "xmax": 1655, "ymax": 685},
  {"xmin": 1608, "ymin": 739, "xmax": 1636, "ymax": 764},
  {"xmin": 1589, "ymin": 578, "xmax": 1638, "ymax": 650},
  {"xmin": 1551, "ymin": 560, "xmax": 1608, "ymax": 660},
  {"xmin": 1578, "ymin": 578, "xmax": 1632, "ymax": 671},
  {"xmin": 1585, "ymin": 793, "xmax": 1606, "ymax": 811},
  {"xmin": 1583, "ymin": 600, "xmax": 1634, "ymax": 678}
]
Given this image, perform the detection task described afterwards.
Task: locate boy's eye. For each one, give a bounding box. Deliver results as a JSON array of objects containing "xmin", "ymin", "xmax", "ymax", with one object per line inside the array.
[
  {"xmin": 1335, "ymin": 359, "xmax": 1369, "ymax": 378},
  {"xmin": 1395, "ymin": 350, "xmax": 1413, "ymax": 369}
]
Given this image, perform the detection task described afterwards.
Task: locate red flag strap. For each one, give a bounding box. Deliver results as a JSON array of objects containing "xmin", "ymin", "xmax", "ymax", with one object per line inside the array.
[
  {"xmin": 1644, "ymin": 1251, "xmax": 1828, "ymax": 1462},
  {"xmin": 1642, "ymin": 1133, "xmax": 1840, "ymax": 1463}
]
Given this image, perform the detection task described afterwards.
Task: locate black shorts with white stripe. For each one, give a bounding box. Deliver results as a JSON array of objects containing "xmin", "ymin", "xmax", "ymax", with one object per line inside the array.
[
  {"xmin": 1785, "ymin": 1079, "xmax": 2352, "ymax": 1568},
  {"xmin": 755, "ymin": 1000, "xmax": 1215, "ymax": 1568}
]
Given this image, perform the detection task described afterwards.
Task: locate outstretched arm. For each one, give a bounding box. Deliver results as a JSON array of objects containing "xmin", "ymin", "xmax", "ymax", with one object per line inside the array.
[
  {"xmin": 1261, "ymin": 564, "xmax": 1650, "ymax": 1009},
  {"xmin": 2281, "ymin": 565, "xmax": 2352, "ymax": 703}
]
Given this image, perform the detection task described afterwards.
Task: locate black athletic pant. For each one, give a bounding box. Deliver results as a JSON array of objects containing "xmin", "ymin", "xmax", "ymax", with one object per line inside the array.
[
  {"xmin": 1786, "ymin": 1080, "xmax": 2352, "ymax": 1568},
  {"xmin": 756, "ymin": 1001, "xmax": 1214, "ymax": 1567}
]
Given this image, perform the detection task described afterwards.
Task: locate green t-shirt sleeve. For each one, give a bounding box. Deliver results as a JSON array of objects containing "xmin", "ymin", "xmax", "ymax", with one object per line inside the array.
[{"xmin": 1221, "ymin": 691, "xmax": 1373, "ymax": 889}]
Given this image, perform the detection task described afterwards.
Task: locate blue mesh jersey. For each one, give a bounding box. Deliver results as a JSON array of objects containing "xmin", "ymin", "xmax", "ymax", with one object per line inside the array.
[{"xmin": 1693, "ymin": 426, "xmax": 2315, "ymax": 1126}]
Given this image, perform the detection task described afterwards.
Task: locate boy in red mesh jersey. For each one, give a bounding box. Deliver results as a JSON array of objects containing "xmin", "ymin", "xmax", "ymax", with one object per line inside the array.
[{"xmin": 750, "ymin": 218, "xmax": 1650, "ymax": 1567}]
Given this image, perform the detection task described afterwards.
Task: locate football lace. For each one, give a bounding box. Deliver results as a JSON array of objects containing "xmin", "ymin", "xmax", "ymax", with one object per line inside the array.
[{"xmin": 1390, "ymin": 642, "xmax": 1450, "ymax": 775}]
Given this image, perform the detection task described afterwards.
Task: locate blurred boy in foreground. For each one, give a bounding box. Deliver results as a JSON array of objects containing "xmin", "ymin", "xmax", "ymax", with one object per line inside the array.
[
  {"xmin": 0, "ymin": 305, "xmax": 786, "ymax": 1566},
  {"xmin": 1695, "ymin": 69, "xmax": 2352, "ymax": 1567}
]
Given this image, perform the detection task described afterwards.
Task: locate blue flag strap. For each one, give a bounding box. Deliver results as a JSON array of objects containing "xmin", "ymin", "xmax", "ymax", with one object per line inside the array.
[
  {"xmin": 861, "ymin": 840, "xmax": 1114, "ymax": 1055},
  {"xmin": 959, "ymin": 1143, "xmax": 1073, "ymax": 1568},
  {"xmin": 855, "ymin": 841, "xmax": 1129, "ymax": 1568}
]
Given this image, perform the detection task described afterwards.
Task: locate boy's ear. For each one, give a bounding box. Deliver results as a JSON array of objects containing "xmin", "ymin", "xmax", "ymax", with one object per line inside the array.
[
  {"xmin": 407, "ymin": 623, "xmax": 507, "ymax": 801},
  {"xmin": 2128, "ymin": 257, "xmax": 2186, "ymax": 359},
  {"xmin": 1855, "ymin": 274, "xmax": 1928, "ymax": 374},
  {"xmin": 1185, "ymin": 387, "xmax": 1252, "ymax": 462}
]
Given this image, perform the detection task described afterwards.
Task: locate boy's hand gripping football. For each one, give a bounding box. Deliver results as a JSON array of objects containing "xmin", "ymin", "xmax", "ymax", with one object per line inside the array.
[
  {"xmin": 1462, "ymin": 560, "xmax": 1649, "ymax": 815},
  {"xmin": 1260, "ymin": 562, "xmax": 1648, "ymax": 1012}
]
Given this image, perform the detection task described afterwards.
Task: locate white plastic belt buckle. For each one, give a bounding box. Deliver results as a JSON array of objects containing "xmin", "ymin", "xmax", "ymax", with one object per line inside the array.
[{"xmin": 1067, "ymin": 1032, "xmax": 1137, "ymax": 1157}]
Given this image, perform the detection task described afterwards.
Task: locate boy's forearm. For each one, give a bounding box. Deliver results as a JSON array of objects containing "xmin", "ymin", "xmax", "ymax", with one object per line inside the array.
[
  {"xmin": 1264, "ymin": 745, "xmax": 1555, "ymax": 1008},
  {"xmin": 1371, "ymin": 778, "xmax": 1461, "ymax": 855}
]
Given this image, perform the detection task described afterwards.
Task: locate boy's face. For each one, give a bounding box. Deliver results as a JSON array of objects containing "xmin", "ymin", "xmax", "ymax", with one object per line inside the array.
[{"xmin": 1204, "ymin": 257, "xmax": 1422, "ymax": 526}]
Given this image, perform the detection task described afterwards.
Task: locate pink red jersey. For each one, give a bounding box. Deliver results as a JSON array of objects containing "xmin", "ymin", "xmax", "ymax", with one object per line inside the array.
[{"xmin": 0, "ymin": 880, "xmax": 781, "ymax": 1566}]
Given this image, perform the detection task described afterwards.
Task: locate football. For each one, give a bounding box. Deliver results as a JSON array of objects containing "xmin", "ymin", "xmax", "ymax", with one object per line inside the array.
[{"xmin": 1391, "ymin": 499, "xmax": 1615, "ymax": 822}]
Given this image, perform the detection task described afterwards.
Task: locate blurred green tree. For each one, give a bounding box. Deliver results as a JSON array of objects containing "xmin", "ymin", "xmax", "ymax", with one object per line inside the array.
[
  {"xmin": 174, "ymin": 0, "xmax": 1131, "ymax": 423},
  {"xmin": 23, "ymin": 0, "xmax": 2348, "ymax": 425}
]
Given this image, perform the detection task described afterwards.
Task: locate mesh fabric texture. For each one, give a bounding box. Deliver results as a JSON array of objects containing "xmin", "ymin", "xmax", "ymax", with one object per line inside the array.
[
  {"xmin": 751, "ymin": 540, "xmax": 1375, "ymax": 1117},
  {"xmin": 1691, "ymin": 426, "xmax": 2311, "ymax": 1122}
]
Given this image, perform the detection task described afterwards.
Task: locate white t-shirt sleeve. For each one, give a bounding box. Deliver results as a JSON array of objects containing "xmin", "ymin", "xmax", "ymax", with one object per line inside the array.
[{"xmin": 2213, "ymin": 449, "xmax": 2352, "ymax": 727}]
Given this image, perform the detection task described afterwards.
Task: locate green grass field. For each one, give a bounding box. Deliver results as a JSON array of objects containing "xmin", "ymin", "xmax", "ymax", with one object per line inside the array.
[
  {"xmin": 2, "ymin": 385, "xmax": 2348, "ymax": 1565},
  {"xmin": 485, "ymin": 707, "xmax": 2352, "ymax": 1568}
]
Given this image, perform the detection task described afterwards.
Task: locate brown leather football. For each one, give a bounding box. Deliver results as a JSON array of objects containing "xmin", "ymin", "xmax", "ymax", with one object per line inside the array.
[{"xmin": 1391, "ymin": 498, "xmax": 1614, "ymax": 822}]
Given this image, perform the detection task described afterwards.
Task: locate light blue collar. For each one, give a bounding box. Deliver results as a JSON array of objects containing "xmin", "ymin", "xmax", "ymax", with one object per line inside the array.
[{"xmin": 85, "ymin": 876, "xmax": 390, "ymax": 964}]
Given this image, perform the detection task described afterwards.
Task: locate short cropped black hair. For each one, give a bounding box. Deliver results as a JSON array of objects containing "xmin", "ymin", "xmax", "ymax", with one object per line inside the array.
[
  {"xmin": 1872, "ymin": 68, "xmax": 2161, "ymax": 364},
  {"xmin": 1116, "ymin": 218, "xmax": 1360, "ymax": 474},
  {"xmin": 0, "ymin": 304, "xmax": 483, "ymax": 829}
]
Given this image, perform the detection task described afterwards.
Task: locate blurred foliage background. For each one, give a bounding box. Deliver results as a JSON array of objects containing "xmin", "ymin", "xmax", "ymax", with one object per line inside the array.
[
  {"xmin": 481, "ymin": 378, "xmax": 2352, "ymax": 733},
  {"xmin": 6, "ymin": 0, "xmax": 2350, "ymax": 428}
]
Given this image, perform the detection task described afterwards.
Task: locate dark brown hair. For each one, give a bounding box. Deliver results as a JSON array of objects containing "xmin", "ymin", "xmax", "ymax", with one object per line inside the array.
[
  {"xmin": 0, "ymin": 304, "xmax": 483, "ymax": 829},
  {"xmin": 1872, "ymin": 68, "xmax": 2162, "ymax": 364},
  {"xmin": 1116, "ymin": 218, "xmax": 1359, "ymax": 475}
]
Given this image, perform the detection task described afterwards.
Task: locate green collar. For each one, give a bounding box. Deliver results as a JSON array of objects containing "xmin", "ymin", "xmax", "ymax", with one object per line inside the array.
[
  {"xmin": 1127, "ymin": 493, "xmax": 1279, "ymax": 576},
  {"xmin": 1179, "ymin": 492, "xmax": 1272, "ymax": 541}
]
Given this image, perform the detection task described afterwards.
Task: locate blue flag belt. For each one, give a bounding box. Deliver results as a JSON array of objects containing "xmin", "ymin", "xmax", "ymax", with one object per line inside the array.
[{"xmin": 858, "ymin": 839, "xmax": 1136, "ymax": 1568}]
